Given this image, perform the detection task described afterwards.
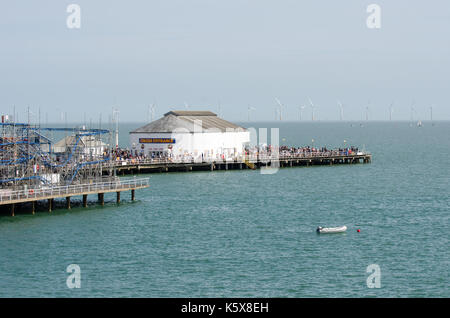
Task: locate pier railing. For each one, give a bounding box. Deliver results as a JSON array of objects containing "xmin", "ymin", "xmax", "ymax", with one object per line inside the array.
[
  {"xmin": 108, "ymin": 151, "xmax": 371, "ymax": 166},
  {"xmin": 0, "ymin": 177, "xmax": 149, "ymax": 204}
]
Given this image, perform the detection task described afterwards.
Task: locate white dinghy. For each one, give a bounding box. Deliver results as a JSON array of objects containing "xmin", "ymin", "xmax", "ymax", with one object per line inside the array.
[{"xmin": 316, "ymin": 225, "xmax": 347, "ymax": 234}]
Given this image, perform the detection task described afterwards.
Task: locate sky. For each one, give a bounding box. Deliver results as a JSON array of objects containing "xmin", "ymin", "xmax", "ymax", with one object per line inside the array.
[{"xmin": 1, "ymin": 1, "xmax": 449, "ymax": 123}]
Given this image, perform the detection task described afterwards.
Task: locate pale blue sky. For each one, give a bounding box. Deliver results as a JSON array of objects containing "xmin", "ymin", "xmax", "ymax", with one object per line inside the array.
[{"xmin": 1, "ymin": 1, "xmax": 449, "ymax": 122}]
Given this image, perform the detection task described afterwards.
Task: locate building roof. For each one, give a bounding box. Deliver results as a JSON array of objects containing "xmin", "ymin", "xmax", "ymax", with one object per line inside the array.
[
  {"xmin": 131, "ymin": 110, "xmax": 247, "ymax": 133},
  {"xmin": 52, "ymin": 135, "xmax": 106, "ymax": 152},
  {"xmin": 164, "ymin": 110, "xmax": 217, "ymax": 117}
]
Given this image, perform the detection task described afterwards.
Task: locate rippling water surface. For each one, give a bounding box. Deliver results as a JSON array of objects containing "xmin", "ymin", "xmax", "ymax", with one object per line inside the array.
[{"xmin": 0, "ymin": 121, "xmax": 448, "ymax": 297}]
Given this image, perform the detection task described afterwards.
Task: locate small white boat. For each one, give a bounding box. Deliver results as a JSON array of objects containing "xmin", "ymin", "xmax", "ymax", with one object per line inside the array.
[{"xmin": 316, "ymin": 225, "xmax": 347, "ymax": 234}]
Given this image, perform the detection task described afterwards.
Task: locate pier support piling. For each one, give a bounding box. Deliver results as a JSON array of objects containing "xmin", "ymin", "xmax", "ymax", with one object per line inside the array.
[
  {"xmin": 98, "ymin": 193, "xmax": 104, "ymax": 206},
  {"xmin": 48, "ymin": 199, "xmax": 53, "ymax": 212},
  {"xmin": 131, "ymin": 189, "xmax": 135, "ymax": 201},
  {"xmin": 11, "ymin": 204, "xmax": 15, "ymax": 217},
  {"xmin": 66, "ymin": 197, "xmax": 71, "ymax": 210},
  {"xmin": 116, "ymin": 192, "xmax": 120, "ymax": 204},
  {"xmin": 31, "ymin": 201, "xmax": 35, "ymax": 215},
  {"xmin": 83, "ymin": 194, "xmax": 88, "ymax": 208}
]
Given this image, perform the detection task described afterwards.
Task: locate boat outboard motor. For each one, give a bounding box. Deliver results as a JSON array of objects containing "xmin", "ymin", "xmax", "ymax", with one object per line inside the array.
[{"xmin": 316, "ymin": 227, "xmax": 322, "ymax": 233}]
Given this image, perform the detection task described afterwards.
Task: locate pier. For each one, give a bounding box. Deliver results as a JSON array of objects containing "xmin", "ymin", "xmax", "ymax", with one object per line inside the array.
[
  {"xmin": 109, "ymin": 152, "xmax": 372, "ymax": 175},
  {"xmin": 0, "ymin": 178, "xmax": 149, "ymax": 216},
  {"xmin": 0, "ymin": 121, "xmax": 150, "ymax": 216},
  {"xmin": 0, "ymin": 118, "xmax": 369, "ymax": 216}
]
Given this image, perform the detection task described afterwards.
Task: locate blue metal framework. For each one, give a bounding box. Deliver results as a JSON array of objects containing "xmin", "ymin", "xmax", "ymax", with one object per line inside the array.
[{"xmin": 0, "ymin": 122, "xmax": 112, "ymax": 189}]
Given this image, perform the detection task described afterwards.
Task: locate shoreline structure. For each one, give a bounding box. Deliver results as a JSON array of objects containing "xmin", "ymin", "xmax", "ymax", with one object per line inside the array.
[
  {"xmin": 109, "ymin": 150, "xmax": 372, "ymax": 175},
  {"xmin": 0, "ymin": 111, "xmax": 371, "ymax": 215}
]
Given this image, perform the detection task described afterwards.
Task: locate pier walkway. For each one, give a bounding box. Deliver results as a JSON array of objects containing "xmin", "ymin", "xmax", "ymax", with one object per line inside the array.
[
  {"xmin": 110, "ymin": 152, "xmax": 372, "ymax": 174},
  {"xmin": 0, "ymin": 178, "xmax": 149, "ymax": 215}
]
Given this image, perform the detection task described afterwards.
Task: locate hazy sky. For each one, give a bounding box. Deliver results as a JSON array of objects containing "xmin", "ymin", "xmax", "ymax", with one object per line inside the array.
[{"xmin": 1, "ymin": 1, "xmax": 449, "ymax": 123}]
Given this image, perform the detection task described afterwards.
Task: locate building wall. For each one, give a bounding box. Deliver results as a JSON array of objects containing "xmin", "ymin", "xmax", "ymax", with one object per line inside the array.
[{"xmin": 129, "ymin": 131, "xmax": 250, "ymax": 160}]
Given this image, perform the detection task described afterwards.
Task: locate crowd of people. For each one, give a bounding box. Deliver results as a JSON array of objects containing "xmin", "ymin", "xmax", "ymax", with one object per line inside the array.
[
  {"xmin": 248, "ymin": 145, "xmax": 360, "ymax": 158},
  {"xmin": 108, "ymin": 144, "xmax": 362, "ymax": 163}
]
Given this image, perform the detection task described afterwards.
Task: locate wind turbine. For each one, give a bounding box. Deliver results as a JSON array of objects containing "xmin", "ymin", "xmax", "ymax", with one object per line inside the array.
[
  {"xmin": 147, "ymin": 103, "xmax": 156, "ymax": 122},
  {"xmin": 337, "ymin": 100, "xmax": 344, "ymax": 121},
  {"xmin": 275, "ymin": 98, "xmax": 284, "ymax": 121},
  {"xmin": 389, "ymin": 102, "xmax": 394, "ymax": 121},
  {"xmin": 430, "ymin": 105, "xmax": 435, "ymax": 126},
  {"xmin": 308, "ymin": 98, "xmax": 316, "ymax": 121},
  {"xmin": 184, "ymin": 101, "xmax": 189, "ymax": 110},
  {"xmin": 410, "ymin": 100, "xmax": 416, "ymax": 122},
  {"xmin": 298, "ymin": 105, "xmax": 306, "ymax": 121},
  {"xmin": 247, "ymin": 105, "xmax": 256, "ymax": 122},
  {"xmin": 365, "ymin": 100, "xmax": 370, "ymax": 121}
]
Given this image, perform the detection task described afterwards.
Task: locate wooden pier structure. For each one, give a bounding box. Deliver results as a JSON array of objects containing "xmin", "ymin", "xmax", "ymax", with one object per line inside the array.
[
  {"xmin": 110, "ymin": 152, "xmax": 372, "ymax": 175},
  {"xmin": 0, "ymin": 178, "xmax": 149, "ymax": 216},
  {"xmin": 0, "ymin": 151, "xmax": 371, "ymax": 216}
]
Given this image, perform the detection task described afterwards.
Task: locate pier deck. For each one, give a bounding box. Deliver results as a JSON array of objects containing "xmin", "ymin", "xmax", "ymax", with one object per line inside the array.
[
  {"xmin": 0, "ymin": 178, "xmax": 149, "ymax": 214},
  {"xmin": 110, "ymin": 152, "xmax": 372, "ymax": 174}
]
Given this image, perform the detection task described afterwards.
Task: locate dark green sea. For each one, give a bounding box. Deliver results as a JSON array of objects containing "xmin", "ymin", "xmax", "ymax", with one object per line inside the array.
[{"xmin": 0, "ymin": 121, "xmax": 448, "ymax": 297}]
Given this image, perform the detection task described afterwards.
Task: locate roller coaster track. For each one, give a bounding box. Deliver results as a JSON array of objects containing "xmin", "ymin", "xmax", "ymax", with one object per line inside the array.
[{"xmin": 0, "ymin": 128, "xmax": 111, "ymax": 185}]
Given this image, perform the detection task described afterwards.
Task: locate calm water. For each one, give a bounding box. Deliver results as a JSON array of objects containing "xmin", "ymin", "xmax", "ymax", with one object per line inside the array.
[{"xmin": 0, "ymin": 121, "xmax": 449, "ymax": 297}]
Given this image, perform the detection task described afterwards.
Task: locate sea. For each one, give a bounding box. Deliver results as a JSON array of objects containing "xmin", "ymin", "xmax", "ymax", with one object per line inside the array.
[{"xmin": 0, "ymin": 121, "xmax": 448, "ymax": 297}]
